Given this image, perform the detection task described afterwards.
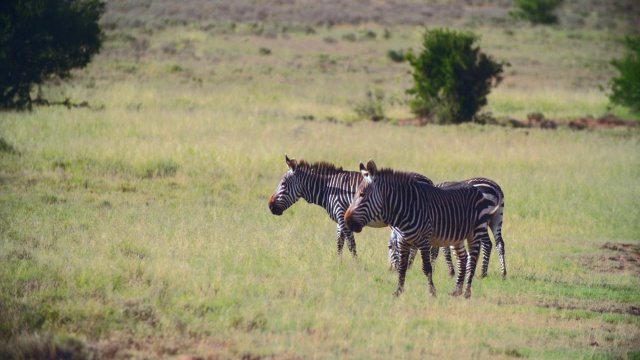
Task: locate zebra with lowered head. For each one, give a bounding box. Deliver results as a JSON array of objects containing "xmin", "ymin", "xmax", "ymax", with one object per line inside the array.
[
  {"xmin": 389, "ymin": 177, "xmax": 507, "ymax": 279},
  {"xmin": 268, "ymin": 155, "xmax": 435, "ymax": 258},
  {"xmin": 345, "ymin": 160, "xmax": 493, "ymax": 298}
]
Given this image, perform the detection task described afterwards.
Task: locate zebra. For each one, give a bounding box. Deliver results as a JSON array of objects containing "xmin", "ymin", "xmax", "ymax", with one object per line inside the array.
[
  {"xmin": 345, "ymin": 160, "xmax": 493, "ymax": 298},
  {"xmin": 268, "ymin": 155, "xmax": 434, "ymax": 258},
  {"xmin": 388, "ymin": 177, "xmax": 507, "ymax": 279}
]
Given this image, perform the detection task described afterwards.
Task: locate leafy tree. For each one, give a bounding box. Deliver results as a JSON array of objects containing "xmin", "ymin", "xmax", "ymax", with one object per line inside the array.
[
  {"xmin": 0, "ymin": 0, "xmax": 105, "ymax": 110},
  {"xmin": 609, "ymin": 36, "xmax": 640, "ymax": 114},
  {"xmin": 510, "ymin": 0, "xmax": 563, "ymax": 25},
  {"xmin": 405, "ymin": 28, "xmax": 506, "ymax": 124}
]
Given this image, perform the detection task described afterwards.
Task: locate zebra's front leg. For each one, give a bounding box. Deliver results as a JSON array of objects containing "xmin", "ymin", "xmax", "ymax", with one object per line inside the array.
[
  {"xmin": 450, "ymin": 243, "xmax": 467, "ymax": 296},
  {"xmin": 443, "ymin": 246, "xmax": 456, "ymax": 278},
  {"xmin": 429, "ymin": 246, "xmax": 439, "ymax": 269},
  {"xmin": 394, "ymin": 242, "xmax": 411, "ymax": 297},
  {"xmin": 480, "ymin": 237, "xmax": 493, "ymax": 278},
  {"xmin": 464, "ymin": 236, "xmax": 485, "ymax": 299},
  {"xmin": 345, "ymin": 230, "xmax": 357, "ymax": 259},
  {"xmin": 419, "ymin": 240, "xmax": 436, "ymax": 297},
  {"xmin": 407, "ymin": 246, "xmax": 418, "ymax": 269}
]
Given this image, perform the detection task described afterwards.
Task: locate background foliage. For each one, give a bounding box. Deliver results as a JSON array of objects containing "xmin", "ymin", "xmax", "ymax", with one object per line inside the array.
[
  {"xmin": 609, "ymin": 36, "xmax": 640, "ymax": 114},
  {"xmin": 510, "ymin": 0, "xmax": 564, "ymax": 25},
  {"xmin": 406, "ymin": 28, "xmax": 506, "ymax": 124},
  {"xmin": 0, "ymin": 0, "xmax": 105, "ymax": 110}
]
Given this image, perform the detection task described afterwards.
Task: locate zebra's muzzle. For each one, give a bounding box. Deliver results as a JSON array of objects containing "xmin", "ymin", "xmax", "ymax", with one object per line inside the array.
[
  {"xmin": 344, "ymin": 211, "xmax": 363, "ymax": 233},
  {"xmin": 268, "ymin": 201, "xmax": 284, "ymax": 216}
]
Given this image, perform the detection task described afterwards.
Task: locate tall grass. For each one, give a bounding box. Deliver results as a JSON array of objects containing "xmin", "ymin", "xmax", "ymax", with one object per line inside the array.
[{"xmin": 1, "ymin": 15, "xmax": 639, "ymax": 360}]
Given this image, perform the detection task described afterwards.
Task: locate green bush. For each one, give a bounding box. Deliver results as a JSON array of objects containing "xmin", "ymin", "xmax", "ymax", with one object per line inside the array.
[
  {"xmin": 0, "ymin": 0, "xmax": 105, "ymax": 110},
  {"xmin": 353, "ymin": 88, "xmax": 386, "ymax": 122},
  {"xmin": 510, "ymin": 0, "xmax": 563, "ymax": 25},
  {"xmin": 609, "ymin": 36, "xmax": 640, "ymax": 114},
  {"xmin": 405, "ymin": 28, "xmax": 506, "ymax": 124},
  {"xmin": 386, "ymin": 49, "xmax": 406, "ymax": 63}
]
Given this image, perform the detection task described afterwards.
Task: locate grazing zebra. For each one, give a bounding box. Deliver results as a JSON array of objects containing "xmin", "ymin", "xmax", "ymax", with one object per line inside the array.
[
  {"xmin": 389, "ymin": 177, "xmax": 507, "ymax": 279},
  {"xmin": 268, "ymin": 155, "xmax": 434, "ymax": 258},
  {"xmin": 345, "ymin": 160, "xmax": 493, "ymax": 298}
]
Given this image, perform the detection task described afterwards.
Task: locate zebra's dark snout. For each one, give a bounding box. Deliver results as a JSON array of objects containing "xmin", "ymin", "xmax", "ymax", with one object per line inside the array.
[
  {"xmin": 268, "ymin": 201, "xmax": 284, "ymax": 216},
  {"xmin": 345, "ymin": 215, "xmax": 363, "ymax": 233}
]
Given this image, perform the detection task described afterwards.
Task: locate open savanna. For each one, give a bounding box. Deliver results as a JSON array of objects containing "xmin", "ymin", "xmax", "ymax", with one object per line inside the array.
[{"xmin": 1, "ymin": 2, "xmax": 640, "ymax": 359}]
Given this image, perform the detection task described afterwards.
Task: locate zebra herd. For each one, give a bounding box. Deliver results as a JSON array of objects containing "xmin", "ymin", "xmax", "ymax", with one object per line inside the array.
[{"xmin": 268, "ymin": 154, "xmax": 507, "ymax": 299}]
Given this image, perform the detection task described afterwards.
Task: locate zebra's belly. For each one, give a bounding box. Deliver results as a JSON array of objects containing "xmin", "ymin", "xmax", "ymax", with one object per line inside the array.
[
  {"xmin": 365, "ymin": 219, "xmax": 387, "ymax": 228},
  {"xmin": 428, "ymin": 235, "xmax": 465, "ymax": 247}
]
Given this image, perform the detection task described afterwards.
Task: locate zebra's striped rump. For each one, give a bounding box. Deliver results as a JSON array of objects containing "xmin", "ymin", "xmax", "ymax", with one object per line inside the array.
[{"xmin": 345, "ymin": 160, "xmax": 493, "ymax": 298}]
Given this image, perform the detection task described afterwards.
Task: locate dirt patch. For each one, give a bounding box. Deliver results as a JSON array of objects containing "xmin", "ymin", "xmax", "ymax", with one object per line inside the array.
[
  {"xmin": 470, "ymin": 112, "xmax": 637, "ymax": 130},
  {"xmin": 567, "ymin": 114, "xmax": 639, "ymax": 131},
  {"xmin": 376, "ymin": 113, "xmax": 638, "ymax": 130},
  {"xmin": 583, "ymin": 242, "xmax": 640, "ymax": 278},
  {"xmin": 536, "ymin": 300, "xmax": 640, "ymax": 317}
]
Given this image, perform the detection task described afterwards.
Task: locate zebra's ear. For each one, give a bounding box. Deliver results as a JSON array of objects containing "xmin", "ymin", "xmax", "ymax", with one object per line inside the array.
[
  {"xmin": 286, "ymin": 154, "xmax": 297, "ymax": 173},
  {"xmin": 359, "ymin": 162, "xmax": 367, "ymax": 176},
  {"xmin": 366, "ymin": 159, "xmax": 377, "ymax": 176},
  {"xmin": 360, "ymin": 162, "xmax": 373, "ymax": 182}
]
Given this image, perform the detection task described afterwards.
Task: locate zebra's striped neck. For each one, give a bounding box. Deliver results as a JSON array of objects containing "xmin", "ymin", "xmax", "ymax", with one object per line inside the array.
[{"xmin": 295, "ymin": 163, "xmax": 359, "ymax": 209}]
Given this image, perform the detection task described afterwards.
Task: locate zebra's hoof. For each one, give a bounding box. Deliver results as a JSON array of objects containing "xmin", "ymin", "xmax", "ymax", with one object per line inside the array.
[{"xmin": 464, "ymin": 290, "xmax": 472, "ymax": 299}]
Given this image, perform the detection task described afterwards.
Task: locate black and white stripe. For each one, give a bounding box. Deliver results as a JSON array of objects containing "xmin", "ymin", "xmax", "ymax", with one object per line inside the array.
[
  {"xmin": 345, "ymin": 160, "xmax": 493, "ymax": 298},
  {"xmin": 268, "ymin": 155, "xmax": 433, "ymax": 257},
  {"xmin": 389, "ymin": 177, "xmax": 507, "ymax": 279}
]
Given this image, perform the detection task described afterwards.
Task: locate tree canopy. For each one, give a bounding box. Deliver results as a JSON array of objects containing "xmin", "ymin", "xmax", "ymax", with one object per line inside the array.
[{"xmin": 0, "ymin": 0, "xmax": 105, "ymax": 110}]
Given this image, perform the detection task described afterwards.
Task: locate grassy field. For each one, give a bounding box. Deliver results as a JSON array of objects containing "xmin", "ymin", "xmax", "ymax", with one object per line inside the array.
[{"xmin": 1, "ymin": 1, "xmax": 640, "ymax": 359}]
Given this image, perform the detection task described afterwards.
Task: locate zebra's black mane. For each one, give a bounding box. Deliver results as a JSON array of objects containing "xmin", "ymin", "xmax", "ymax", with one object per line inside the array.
[
  {"xmin": 296, "ymin": 160, "xmax": 346, "ymax": 174},
  {"xmin": 375, "ymin": 168, "xmax": 429, "ymax": 184},
  {"xmin": 376, "ymin": 167, "xmax": 412, "ymax": 178}
]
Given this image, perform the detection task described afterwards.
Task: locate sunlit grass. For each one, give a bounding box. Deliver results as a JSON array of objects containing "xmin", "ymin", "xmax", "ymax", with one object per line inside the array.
[
  {"xmin": 487, "ymin": 87, "xmax": 612, "ymax": 119},
  {"xmin": 1, "ymin": 17, "xmax": 639, "ymax": 359}
]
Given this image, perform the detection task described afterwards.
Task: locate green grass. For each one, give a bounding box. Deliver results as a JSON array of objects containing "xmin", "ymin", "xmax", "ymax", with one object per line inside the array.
[{"xmin": 1, "ymin": 6, "xmax": 640, "ymax": 359}]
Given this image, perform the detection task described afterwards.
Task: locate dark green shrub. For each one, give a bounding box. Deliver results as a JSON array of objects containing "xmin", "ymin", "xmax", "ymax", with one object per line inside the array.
[
  {"xmin": 609, "ymin": 36, "xmax": 640, "ymax": 114},
  {"xmin": 259, "ymin": 47, "xmax": 272, "ymax": 55},
  {"xmin": 387, "ymin": 49, "xmax": 406, "ymax": 63},
  {"xmin": 0, "ymin": 0, "xmax": 105, "ymax": 110},
  {"xmin": 510, "ymin": 0, "xmax": 563, "ymax": 25},
  {"xmin": 0, "ymin": 137, "xmax": 18, "ymax": 154},
  {"xmin": 405, "ymin": 28, "xmax": 506, "ymax": 124}
]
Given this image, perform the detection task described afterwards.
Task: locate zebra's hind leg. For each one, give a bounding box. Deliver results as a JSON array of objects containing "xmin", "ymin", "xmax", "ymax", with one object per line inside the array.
[
  {"xmin": 490, "ymin": 209, "xmax": 507, "ymax": 279},
  {"xmin": 496, "ymin": 236, "xmax": 506, "ymax": 279},
  {"xmin": 387, "ymin": 230, "xmax": 398, "ymax": 271},
  {"xmin": 335, "ymin": 227, "xmax": 345, "ymax": 256},
  {"xmin": 393, "ymin": 242, "xmax": 412, "ymax": 297},
  {"xmin": 443, "ymin": 246, "xmax": 456, "ymax": 278},
  {"xmin": 480, "ymin": 237, "xmax": 492, "ymax": 278},
  {"xmin": 419, "ymin": 241, "xmax": 436, "ymax": 297},
  {"xmin": 450, "ymin": 243, "xmax": 467, "ymax": 296}
]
